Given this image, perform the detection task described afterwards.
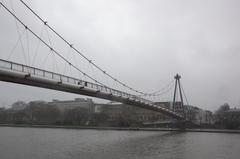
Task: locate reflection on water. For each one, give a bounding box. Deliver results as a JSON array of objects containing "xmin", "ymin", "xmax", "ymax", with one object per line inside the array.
[{"xmin": 0, "ymin": 127, "xmax": 239, "ymax": 159}]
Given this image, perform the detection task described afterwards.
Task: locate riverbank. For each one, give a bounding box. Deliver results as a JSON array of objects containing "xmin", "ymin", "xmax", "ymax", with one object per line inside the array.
[{"xmin": 0, "ymin": 124, "xmax": 240, "ymax": 134}]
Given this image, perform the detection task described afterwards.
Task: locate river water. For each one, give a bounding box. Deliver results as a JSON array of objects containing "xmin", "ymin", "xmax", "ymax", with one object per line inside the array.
[{"xmin": 0, "ymin": 127, "xmax": 239, "ymax": 159}]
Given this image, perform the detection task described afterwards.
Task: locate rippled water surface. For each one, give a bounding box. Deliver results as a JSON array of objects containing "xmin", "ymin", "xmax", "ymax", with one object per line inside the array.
[{"xmin": 0, "ymin": 127, "xmax": 240, "ymax": 159}]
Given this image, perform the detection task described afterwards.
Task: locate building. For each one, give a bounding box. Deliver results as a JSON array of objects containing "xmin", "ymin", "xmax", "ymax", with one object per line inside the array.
[
  {"xmin": 11, "ymin": 101, "xmax": 27, "ymax": 111},
  {"xmin": 186, "ymin": 105, "xmax": 214, "ymax": 125},
  {"xmin": 95, "ymin": 102, "xmax": 170, "ymax": 125},
  {"xmin": 213, "ymin": 108, "xmax": 240, "ymax": 129},
  {"xmin": 48, "ymin": 98, "xmax": 94, "ymax": 113},
  {"xmin": 225, "ymin": 108, "xmax": 240, "ymax": 123},
  {"xmin": 156, "ymin": 102, "xmax": 214, "ymax": 125}
]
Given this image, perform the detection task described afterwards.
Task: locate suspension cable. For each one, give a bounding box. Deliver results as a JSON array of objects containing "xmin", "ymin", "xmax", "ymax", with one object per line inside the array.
[
  {"xmin": 19, "ymin": 0, "xmax": 148, "ymax": 95},
  {"xmin": 152, "ymin": 82, "xmax": 175, "ymax": 96},
  {"xmin": 31, "ymin": 25, "xmax": 44, "ymax": 66},
  {"xmin": 138, "ymin": 80, "xmax": 174, "ymax": 97},
  {"xmin": 9, "ymin": 0, "xmax": 28, "ymax": 65},
  {"xmin": 181, "ymin": 84, "xmax": 189, "ymax": 106},
  {"xmin": 6, "ymin": 0, "xmax": 177, "ymax": 97},
  {"xmin": 7, "ymin": 29, "xmax": 25, "ymax": 60},
  {"xmin": 148, "ymin": 79, "xmax": 175, "ymax": 96},
  {"xmin": 0, "ymin": 2, "xmax": 108, "ymax": 88}
]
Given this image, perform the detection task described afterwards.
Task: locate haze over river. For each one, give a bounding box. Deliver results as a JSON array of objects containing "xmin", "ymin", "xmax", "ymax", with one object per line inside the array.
[{"xmin": 0, "ymin": 127, "xmax": 239, "ymax": 159}]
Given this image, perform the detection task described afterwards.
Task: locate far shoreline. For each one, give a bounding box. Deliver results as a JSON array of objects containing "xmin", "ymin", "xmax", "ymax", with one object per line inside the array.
[{"xmin": 0, "ymin": 124, "xmax": 240, "ymax": 134}]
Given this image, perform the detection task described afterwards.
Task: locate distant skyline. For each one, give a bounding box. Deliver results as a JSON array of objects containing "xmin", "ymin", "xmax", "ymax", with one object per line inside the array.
[{"xmin": 1, "ymin": 0, "xmax": 240, "ymax": 111}]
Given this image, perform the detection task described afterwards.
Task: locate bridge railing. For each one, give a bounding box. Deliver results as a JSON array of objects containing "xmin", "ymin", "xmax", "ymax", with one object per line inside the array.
[
  {"xmin": 0, "ymin": 59, "xmax": 185, "ymax": 119},
  {"xmin": 0, "ymin": 59, "xmax": 153, "ymax": 104}
]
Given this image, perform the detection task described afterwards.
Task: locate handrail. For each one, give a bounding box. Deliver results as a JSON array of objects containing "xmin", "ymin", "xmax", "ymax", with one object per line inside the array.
[{"xmin": 0, "ymin": 59, "xmax": 148, "ymax": 103}]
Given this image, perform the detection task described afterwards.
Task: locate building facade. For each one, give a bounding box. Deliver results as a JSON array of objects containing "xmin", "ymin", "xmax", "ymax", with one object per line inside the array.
[
  {"xmin": 95, "ymin": 102, "xmax": 170, "ymax": 125},
  {"xmin": 48, "ymin": 98, "xmax": 94, "ymax": 113}
]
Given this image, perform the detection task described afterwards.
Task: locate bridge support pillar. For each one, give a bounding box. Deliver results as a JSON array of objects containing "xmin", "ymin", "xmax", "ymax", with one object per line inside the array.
[{"xmin": 172, "ymin": 74, "xmax": 186, "ymax": 120}]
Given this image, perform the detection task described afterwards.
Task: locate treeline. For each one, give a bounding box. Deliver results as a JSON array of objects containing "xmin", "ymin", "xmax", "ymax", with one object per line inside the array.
[
  {"xmin": 1, "ymin": 101, "xmax": 239, "ymax": 129},
  {"xmin": 0, "ymin": 101, "xmax": 107, "ymax": 126},
  {"xmin": 0, "ymin": 101, "xmax": 140, "ymax": 127},
  {"xmin": 214, "ymin": 103, "xmax": 240, "ymax": 129}
]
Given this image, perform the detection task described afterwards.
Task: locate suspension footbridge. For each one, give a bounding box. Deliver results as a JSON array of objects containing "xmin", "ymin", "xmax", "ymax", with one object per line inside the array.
[{"xmin": 0, "ymin": 1, "xmax": 190, "ymax": 122}]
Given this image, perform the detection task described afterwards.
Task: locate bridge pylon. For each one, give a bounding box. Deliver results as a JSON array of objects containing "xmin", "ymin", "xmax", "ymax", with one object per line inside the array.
[{"xmin": 172, "ymin": 74, "xmax": 186, "ymax": 120}]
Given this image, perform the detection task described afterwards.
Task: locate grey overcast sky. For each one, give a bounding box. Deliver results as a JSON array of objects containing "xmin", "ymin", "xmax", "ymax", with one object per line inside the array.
[{"xmin": 0, "ymin": 0, "xmax": 240, "ymax": 111}]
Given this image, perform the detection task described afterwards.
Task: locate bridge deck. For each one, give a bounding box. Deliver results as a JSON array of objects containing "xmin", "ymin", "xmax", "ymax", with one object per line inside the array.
[{"xmin": 0, "ymin": 59, "xmax": 184, "ymax": 120}]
